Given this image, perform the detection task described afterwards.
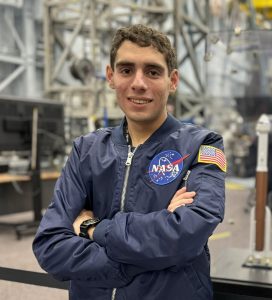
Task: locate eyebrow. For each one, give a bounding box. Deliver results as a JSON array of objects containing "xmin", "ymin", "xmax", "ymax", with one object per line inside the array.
[
  {"xmin": 115, "ymin": 61, "xmax": 166, "ymax": 72},
  {"xmin": 115, "ymin": 61, "xmax": 134, "ymax": 68}
]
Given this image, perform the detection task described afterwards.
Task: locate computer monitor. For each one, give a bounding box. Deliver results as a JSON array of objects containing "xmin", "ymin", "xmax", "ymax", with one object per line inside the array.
[{"xmin": 0, "ymin": 95, "xmax": 65, "ymax": 156}]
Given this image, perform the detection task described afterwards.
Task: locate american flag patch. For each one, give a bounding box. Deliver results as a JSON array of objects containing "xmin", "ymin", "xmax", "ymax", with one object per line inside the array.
[{"xmin": 198, "ymin": 145, "xmax": 227, "ymax": 172}]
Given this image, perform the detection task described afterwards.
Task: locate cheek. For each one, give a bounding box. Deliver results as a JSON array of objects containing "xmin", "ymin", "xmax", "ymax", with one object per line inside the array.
[
  {"xmin": 155, "ymin": 86, "xmax": 170, "ymax": 101},
  {"xmin": 114, "ymin": 85, "xmax": 129, "ymax": 109},
  {"xmin": 115, "ymin": 88, "xmax": 127, "ymax": 104},
  {"xmin": 114, "ymin": 81, "xmax": 128, "ymax": 95}
]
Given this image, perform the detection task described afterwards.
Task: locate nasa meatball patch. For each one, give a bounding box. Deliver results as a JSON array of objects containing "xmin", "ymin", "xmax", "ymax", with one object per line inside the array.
[{"xmin": 149, "ymin": 150, "xmax": 185, "ymax": 185}]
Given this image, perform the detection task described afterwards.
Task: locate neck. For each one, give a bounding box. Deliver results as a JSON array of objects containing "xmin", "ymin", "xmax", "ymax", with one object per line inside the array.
[{"xmin": 126, "ymin": 115, "xmax": 167, "ymax": 147}]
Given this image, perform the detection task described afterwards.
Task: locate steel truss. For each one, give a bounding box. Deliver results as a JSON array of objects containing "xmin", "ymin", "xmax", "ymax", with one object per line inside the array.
[
  {"xmin": 0, "ymin": 0, "xmax": 38, "ymax": 96},
  {"xmin": 43, "ymin": 0, "xmax": 211, "ymax": 125},
  {"xmin": 1, "ymin": 1, "xmax": 263, "ymax": 126}
]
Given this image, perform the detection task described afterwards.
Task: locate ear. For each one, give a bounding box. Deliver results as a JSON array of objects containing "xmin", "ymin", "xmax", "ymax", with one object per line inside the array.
[
  {"xmin": 169, "ymin": 69, "xmax": 179, "ymax": 93},
  {"xmin": 106, "ymin": 65, "xmax": 115, "ymax": 89}
]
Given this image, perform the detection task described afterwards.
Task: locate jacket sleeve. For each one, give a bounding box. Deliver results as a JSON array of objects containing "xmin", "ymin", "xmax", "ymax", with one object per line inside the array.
[
  {"xmin": 93, "ymin": 134, "xmax": 226, "ymax": 271},
  {"xmin": 32, "ymin": 137, "xmax": 142, "ymax": 287}
]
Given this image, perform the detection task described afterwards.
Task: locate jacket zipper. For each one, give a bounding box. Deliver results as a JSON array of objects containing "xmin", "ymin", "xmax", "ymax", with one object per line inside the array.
[{"xmin": 111, "ymin": 144, "xmax": 137, "ymax": 300}]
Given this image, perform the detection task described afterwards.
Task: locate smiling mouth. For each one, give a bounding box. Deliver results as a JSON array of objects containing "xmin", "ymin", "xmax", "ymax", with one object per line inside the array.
[{"xmin": 128, "ymin": 97, "xmax": 152, "ymax": 104}]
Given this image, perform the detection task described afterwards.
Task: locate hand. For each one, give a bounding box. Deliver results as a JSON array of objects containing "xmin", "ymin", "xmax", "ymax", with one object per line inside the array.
[
  {"xmin": 73, "ymin": 209, "xmax": 94, "ymax": 236},
  {"xmin": 167, "ymin": 187, "xmax": 196, "ymax": 212}
]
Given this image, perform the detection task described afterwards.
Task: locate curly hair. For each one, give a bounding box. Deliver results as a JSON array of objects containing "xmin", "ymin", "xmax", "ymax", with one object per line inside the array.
[{"xmin": 110, "ymin": 24, "xmax": 177, "ymax": 74}]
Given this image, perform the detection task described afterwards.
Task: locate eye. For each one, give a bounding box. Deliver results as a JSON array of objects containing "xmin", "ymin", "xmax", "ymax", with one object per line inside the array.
[
  {"xmin": 146, "ymin": 69, "xmax": 161, "ymax": 78},
  {"xmin": 118, "ymin": 67, "xmax": 133, "ymax": 76}
]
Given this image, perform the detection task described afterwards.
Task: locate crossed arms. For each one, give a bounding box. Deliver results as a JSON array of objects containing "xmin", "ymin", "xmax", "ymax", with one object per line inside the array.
[
  {"xmin": 33, "ymin": 137, "xmax": 225, "ymax": 287},
  {"xmin": 73, "ymin": 186, "xmax": 196, "ymax": 238}
]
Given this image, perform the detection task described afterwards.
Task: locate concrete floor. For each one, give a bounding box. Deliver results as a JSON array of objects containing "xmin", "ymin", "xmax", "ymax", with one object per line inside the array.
[
  {"xmin": 0, "ymin": 211, "xmax": 68, "ymax": 299},
  {"xmin": 0, "ymin": 177, "xmax": 271, "ymax": 300}
]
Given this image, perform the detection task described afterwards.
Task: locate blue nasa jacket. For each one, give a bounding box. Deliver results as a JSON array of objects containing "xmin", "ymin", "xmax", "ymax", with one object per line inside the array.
[{"xmin": 33, "ymin": 114, "xmax": 226, "ymax": 300}]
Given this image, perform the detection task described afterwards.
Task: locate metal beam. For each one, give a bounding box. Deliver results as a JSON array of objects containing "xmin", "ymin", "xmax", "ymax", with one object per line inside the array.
[
  {"xmin": 181, "ymin": 12, "xmax": 209, "ymax": 34},
  {"xmin": 43, "ymin": 0, "xmax": 52, "ymax": 92},
  {"xmin": 4, "ymin": 11, "xmax": 25, "ymax": 54},
  {"xmin": 23, "ymin": 0, "xmax": 37, "ymax": 97},
  {"xmin": 52, "ymin": 4, "xmax": 89, "ymax": 80},
  {"xmin": 178, "ymin": 18, "xmax": 205, "ymax": 92},
  {"xmin": 193, "ymin": 0, "xmax": 205, "ymax": 24},
  {"xmin": 54, "ymin": 30, "xmax": 75, "ymax": 61},
  {"xmin": 97, "ymin": 0, "xmax": 172, "ymax": 14},
  {"xmin": 180, "ymin": 76, "xmax": 201, "ymax": 95},
  {"xmin": 179, "ymin": 34, "xmax": 205, "ymax": 66},
  {"xmin": 0, "ymin": 65, "xmax": 25, "ymax": 93},
  {"xmin": 0, "ymin": 54, "xmax": 24, "ymax": 65},
  {"xmin": 48, "ymin": 85, "xmax": 94, "ymax": 93}
]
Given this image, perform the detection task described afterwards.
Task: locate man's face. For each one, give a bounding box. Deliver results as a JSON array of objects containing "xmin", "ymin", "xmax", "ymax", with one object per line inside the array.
[{"xmin": 106, "ymin": 41, "xmax": 179, "ymax": 128}]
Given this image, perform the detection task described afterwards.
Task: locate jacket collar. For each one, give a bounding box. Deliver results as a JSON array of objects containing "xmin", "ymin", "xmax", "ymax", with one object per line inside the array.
[{"xmin": 112, "ymin": 114, "xmax": 181, "ymax": 146}]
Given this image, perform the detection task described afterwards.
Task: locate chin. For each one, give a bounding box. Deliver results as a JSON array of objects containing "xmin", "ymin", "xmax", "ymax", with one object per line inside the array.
[{"xmin": 128, "ymin": 114, "xmax": 156, "ymax": 124}]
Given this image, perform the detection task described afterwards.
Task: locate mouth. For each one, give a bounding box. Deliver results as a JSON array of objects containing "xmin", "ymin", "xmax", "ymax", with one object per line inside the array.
[{"xmin": 128, "ymin": 97, "xmax": 152, "ymax": 104}]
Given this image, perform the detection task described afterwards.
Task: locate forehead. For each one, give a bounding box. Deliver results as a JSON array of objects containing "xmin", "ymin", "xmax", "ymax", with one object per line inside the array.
[{"xmin": 115, "ymin": 41, "xmax": 167, "ymax": 67}]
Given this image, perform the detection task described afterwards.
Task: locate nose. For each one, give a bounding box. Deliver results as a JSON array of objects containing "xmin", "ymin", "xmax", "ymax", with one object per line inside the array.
[{"xmin": 131, "ymin": 70, "xmax": 147, "ymax": 91}]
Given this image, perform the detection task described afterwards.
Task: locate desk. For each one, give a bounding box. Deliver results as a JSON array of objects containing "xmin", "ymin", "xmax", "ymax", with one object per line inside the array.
[
  {"xmin": 0, "ymin": 171, "xmax": 60, "ymax": 239},
  {"xmin": 0, "ymin": 171, "xmax": 60, "ymax": 183},
  {"xmin": 0, "ymin": 174, "xmax": 30, "ymax": 183},
  {"xmin": 212, "ymin": 248, "xmax": 272, "ymax": 299}
]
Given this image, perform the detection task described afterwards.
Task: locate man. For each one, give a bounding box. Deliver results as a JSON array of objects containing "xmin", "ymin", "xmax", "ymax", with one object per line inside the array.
[{"xmin": 33, "ymin": 24, "xmax": 226, "ymax": 300}]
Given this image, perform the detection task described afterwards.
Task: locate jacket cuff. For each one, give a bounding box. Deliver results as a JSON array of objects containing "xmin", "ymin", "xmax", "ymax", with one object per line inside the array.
[{"xmin": 93, "ymin": 219, "xmax": 111, "ymax": 247}]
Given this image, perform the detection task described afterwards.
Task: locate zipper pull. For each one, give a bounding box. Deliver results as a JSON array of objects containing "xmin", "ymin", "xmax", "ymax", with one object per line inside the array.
[{"xmin": 125, "ymin": 151, "xmax": 134, "ymax": 166}]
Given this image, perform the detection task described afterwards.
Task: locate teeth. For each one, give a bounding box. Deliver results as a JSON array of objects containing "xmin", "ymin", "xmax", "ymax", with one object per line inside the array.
[{"xmin": 129, "ymin": 98, "xmax": 151, "ymax": 104}]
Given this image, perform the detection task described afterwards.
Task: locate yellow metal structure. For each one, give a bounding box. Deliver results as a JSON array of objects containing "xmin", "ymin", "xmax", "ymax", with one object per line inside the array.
[
  {"xmin": 241, "ymin": 0, "xmax": 272, "ymax": 20},
  {"xmin": 253, "ymin": 0, "xmax": 272, "ymax": 9},
  {"xmin": 253, "ymin": 0, "xmax": 272, "ymax": 19}
]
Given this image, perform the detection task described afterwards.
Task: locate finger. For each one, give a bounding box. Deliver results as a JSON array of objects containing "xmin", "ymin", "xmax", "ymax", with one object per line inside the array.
[
  {"xmin": 171, "ymin": 192, "xmax": 196, "ymax": 203},
  {"xmin": 73, "ymin": 221, "xmax": 80, "ymax": 235},
  {"xmin": 175, "ymin": 191, "xmax": 196, "ymax": 199},
  {"xmin": 171, "ymin": 197, "xmax": 194, "ymax": 207},
  {"xmin": 73, "ymin": 210, "xmax": 94, "ymax": 235},
  {"xmin": 80, "ymin": 210, "xmax": 93, "ymax": 217},
  {"xmin": 168, "ymin": 198, "xmax": 194, "ymax": 212},
  {"xmin": 174, "ymin": 187, "xmax": 186, "ymax": 197},
  {"xmin": 79, "ymin": 209, "xmax": 87, "ymax": 216}
]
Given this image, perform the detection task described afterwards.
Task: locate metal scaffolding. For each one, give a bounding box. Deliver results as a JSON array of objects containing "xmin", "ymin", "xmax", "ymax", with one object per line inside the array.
[
  {"xmin": 0, "ymin": 0, "xmax": 39, "ymax": 97},
  {"xmin": 43, "ymin": 0, "xmax": 211, "ymax": 126},
  {"xmin": 1, "ymin": 0, "xmax": 271, "ymax": 129}
]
